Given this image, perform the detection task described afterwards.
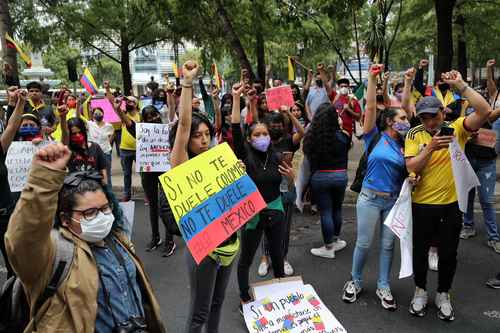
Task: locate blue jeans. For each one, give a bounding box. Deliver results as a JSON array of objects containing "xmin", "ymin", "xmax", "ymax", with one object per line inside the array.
[
  {"xmin": 492, "ymin": 119, "xmax": 500, "ymax": 154},
  {"xmin": 120, "ymin": 149, "xmax": 135, "ymax": 198},
  {"xmin": 310, "ymin": 171, "xmax": 348, "ymax": 245},
  {"xmin": 463, "ymin": 157, "xmax": 499, "ymax": 241},
  {"xmin": 352, "ymin": 188, "xmax": 397, "ymax": 289},
  {"xmin": 104, "ymin": 152, "xmax": 112, "ymax": 188}
]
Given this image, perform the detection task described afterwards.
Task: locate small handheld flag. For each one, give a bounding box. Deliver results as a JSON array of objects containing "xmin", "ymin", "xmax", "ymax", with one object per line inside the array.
[
  {"xmin": 80, "ymin": 68, "xmax": 98, "ymax": 95},
  {"xmin": 5, "ymin": 33, "xmax": 32, "ymax": 68}
]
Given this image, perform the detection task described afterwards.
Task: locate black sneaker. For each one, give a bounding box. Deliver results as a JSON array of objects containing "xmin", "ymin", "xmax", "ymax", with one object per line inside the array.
[
  {"xmin": 162, "ymin": 242, "xmax": 176, "ymax": 257},
  {"xmin": 486, "ymin": 273, "xmax": 500, "ymax": 289},
  {"xmin": 146, "ymin": 237, "xmax": 162, "ymax": 252},
  {"xmin": 342, "ymin": 281, "xmax": 362, "ymax": 303}
]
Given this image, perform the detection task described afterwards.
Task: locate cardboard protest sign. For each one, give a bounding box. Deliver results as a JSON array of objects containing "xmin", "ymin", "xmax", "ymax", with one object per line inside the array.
[
  {"xmin": 243, "ymin": 284, "xmax": 347, "ymax": 333},
  {"xmin": 159, "ymin": 143, "xmax": 266, "ymax": 263},
  {"xmin": 6, "ymin": 141, "xmax": 49, "ymax": 192},
  {"xmin": 384, "ymin": 179, "xmax": 413, "ymax": 279},
  {"xmin": 135, "ymin": 123, "xmax": 171, "ymax": 172},
  {"xmin": 251, "ymin": 276, "xmax": 304, "ymax": 301},
  {"xmin": 265, "ymin": 85, "xmax": 295, "ymax": 111},
  {"xmin": 90, "ymin": 98, "xmax": 121, "ymax": 123}
]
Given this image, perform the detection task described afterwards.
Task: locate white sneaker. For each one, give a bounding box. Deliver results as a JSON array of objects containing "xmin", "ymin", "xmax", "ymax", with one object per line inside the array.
[
  {"xmin": 342, "ymin": 281, "xmax": 362, "ymax": 303},
  {"xmin": 435, "ymin": 292, "xmax": 455, "ymax": 321},
  {"xmin": 257, "ymin": 257, "xmax": 269, "ymax": 277},
  {"xmin": 376, "ymin": 288, "xmax": 397, "ymax": 311},
  {"xmin": 310, "ymin": 246, "xmax": 335, "ymax": 259},
  {"xmin": 409, "ymin": 287, "xmax": 428, "ymax": 317},
  {"xmin": 331, "ymin": 239, "xmax": 347, "ymax": 252},
  {"xmin": 428, "ymin": 251, "xmax": 438, "ymax": 271},
  {"xmin": 284, "ymin": 260, "xmax": 294, "ymax": 276}
]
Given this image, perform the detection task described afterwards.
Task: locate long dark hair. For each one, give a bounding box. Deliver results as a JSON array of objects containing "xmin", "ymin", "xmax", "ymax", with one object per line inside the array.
[
  {"xmin": 377, "ymin": 108, "xmax": 399, "ymax": 131},
  {"xmin": 141, "ymin": 105, "xmax": 162, "ymax": 123},
  {"xmin": 303, "ymin": 103, "xmax": 349, "ymax": 169},
  {"xmin": 169, "ymin": 111, "xmax": 215, "ymax": 158},
  {"xmin": 242, "ymin": 122, "xmax": 280, "ymax": 176},
  {"xmin": 67, "ymin": 117, "xmax": 88, "ymax": 151},
  {"xmin": 56, "ymin": 176, "xmax": 124, "ymax": 232}
]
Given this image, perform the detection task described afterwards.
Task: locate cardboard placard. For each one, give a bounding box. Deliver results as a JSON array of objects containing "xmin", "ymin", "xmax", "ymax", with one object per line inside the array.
[
  {"xmin": 265, "ymin": 85, "xmax": 295, "ymax": 111},
  {"xmin": 5, "ymin": 141, "xmax": 49, "ymax": 192},
  {"xmin": 135, "ymin": 123, "xmax": 171, "ymax": 172},
  {"xmin": 159, "ymin": 143, "xmax": 266, "ymax": 263},
  {"xmin": 90, "ymin": 98, "xmax": 121, "ymax": 123}
]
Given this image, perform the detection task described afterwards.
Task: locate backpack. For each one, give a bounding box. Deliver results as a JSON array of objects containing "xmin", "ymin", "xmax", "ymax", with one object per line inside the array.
[
  {"xmin": 350, "ymin": 132, "xmax": 382, "ymax": 193},
  {"xmin": 0, "ymin": 229, "xmax": 75, "ymax": 333}
]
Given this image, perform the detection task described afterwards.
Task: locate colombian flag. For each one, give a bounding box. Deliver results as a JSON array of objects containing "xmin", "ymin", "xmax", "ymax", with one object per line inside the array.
[
  {"xmin": 5, "ymin": 33, "xmax": 31, "ymax": 68},
  {"xmin": 288, "ymin": 56, "xmax": 295, "ymax": 82},
  {"xmin": 80, "ymin": 68, "xmax": 98, "ymax": 95}
]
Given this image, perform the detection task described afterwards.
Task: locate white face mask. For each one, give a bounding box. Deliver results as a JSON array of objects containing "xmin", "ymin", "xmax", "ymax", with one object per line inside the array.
[
  {"xmin": 339, "ymin": 87, "xmax": 349, "ymax": 95},
  {"xmin": 72, "ymin": 212, "xmax": 114, "ymax": 243}
]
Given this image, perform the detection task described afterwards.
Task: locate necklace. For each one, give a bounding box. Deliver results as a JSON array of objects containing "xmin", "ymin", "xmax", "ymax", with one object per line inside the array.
[{"xmin": 260, "ymin": 152, "xmax": 270, "ymax": 170}]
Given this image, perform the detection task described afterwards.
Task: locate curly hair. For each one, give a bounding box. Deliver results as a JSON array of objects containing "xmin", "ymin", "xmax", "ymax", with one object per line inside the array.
[{"xmin": 303, "ymin": 103, "xmax": 348, "ymax": 169}]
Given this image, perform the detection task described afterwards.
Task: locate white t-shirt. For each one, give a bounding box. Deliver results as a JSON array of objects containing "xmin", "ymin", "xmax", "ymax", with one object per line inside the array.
[{"xmin": 87, "ymin": 121, "xmax": 114, "ymax": 153}]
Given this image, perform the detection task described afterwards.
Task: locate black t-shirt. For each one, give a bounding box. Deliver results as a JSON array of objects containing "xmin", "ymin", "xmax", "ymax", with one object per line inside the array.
[
  {"xmin": 307, "ymin": 131, "xmax": 350, "ymax": 172},
  {"xmin": 6, "ymin": 103, "xmax": 56, "ymax": 126},
  {"xmin": 67, "ymin": 142, "xmax": 107, "ymax": 173},
  {"xmin": 465, "ymin": 123, "xmax": 497, "ymax": 160},
  {"xmin": 0, "ymin": 145, "xmax": 14, "ymax": 212},
  {"xmin": 232, "ymin": 124, "xmax": 282, "ymax": 203}
]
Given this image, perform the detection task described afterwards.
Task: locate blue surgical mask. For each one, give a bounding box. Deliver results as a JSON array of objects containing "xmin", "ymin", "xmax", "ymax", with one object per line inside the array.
[
  {"xmin": 392, "ymin": 122, "xmax": 410, "ymax": 137},
  {"xmin": 18, "ymin": 126, "xmax": 40, "ymax": 137},
  {"xmin": 251, "ymin": 135, "xmax": 271, "ymax": 152}
]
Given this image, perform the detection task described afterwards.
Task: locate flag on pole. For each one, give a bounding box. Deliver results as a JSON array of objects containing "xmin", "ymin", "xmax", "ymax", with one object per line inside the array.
[
  {"xmin": 5, "ymin": 33, "xmax": 32, "ymax": 68},
  {"xmin": 80, "ymin": 68, "xmax": 98, "ymax": 95},
  {"xmin": 211, "ymin": 63, "xmax": 222, "ymax": 89},
  {"xmin": 287, "ymin": 56, "xmax": 295, "ymax": 82},
  {"xmin": 172, "ymin": 63, "xmax": 179, "ymax": 79},
  {"xmin": 353, "ymin": 82, "xmax": 366, "ymax": 112}
]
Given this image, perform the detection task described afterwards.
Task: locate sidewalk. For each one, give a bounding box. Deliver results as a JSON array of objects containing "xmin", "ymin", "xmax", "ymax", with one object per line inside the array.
[{"xmin": 109, "ymin": 139, "xmax": 500, "ymax": 208}]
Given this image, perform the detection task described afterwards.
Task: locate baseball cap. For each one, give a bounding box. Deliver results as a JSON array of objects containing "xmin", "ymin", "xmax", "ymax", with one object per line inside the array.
[
  {"xmin": 416, "ymin": 96, "xmax": 443, "ymax": 116},
  {"xmin": 125, "ymin": 96, "xmax": 138, "ymax": 104}
]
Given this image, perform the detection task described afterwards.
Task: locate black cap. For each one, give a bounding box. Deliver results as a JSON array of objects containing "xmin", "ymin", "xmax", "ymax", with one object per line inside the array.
[{"xmin": 416, "ymin": 96, "xmax": 443, "ymax": 116}]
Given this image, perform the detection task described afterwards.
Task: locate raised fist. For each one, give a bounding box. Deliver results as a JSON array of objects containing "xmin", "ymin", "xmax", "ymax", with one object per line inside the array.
[{"xmin": 486, "ymin": 59, "xmax": 496, "ymax": 68}]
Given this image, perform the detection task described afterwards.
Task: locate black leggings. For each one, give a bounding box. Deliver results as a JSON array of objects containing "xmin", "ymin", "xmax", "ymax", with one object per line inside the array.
[
  {"xmin": 238, "ymin": 211, "xmax": 285, "ymax": 302},
  {"xmin": 412, "ymin": 202, "xmax": 462, "ymax": 292}
]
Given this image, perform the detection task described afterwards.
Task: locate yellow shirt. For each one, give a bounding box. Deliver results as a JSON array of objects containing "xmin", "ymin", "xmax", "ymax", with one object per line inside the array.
[
  {"xmin": 404, "ymin": 117, "xmax": 471, "ymax": 205},
  {"xmin": 52, "ymin": 109, "xmax": 87, "ymax": 142},
  {"xmin": 120, "ymin": 112, "xmax": 141, "ymax": 151}
]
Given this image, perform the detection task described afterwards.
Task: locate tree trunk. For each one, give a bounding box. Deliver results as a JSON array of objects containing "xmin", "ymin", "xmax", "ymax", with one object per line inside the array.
[
  {"xmin": 0, "ymin": 0, "xmax": 19, "ymax": 86},
  {"xmin": 253, "ymin": 0, "xmax": 265, "ymax": 82},
  {"xmin": 352, "ymin": 8, "xmax": 362, "ymax": 84},
  {"xmin": 215, "ymin": 0, "xmax": 255, "ymax": 80},
  {"xmin": 434, "ymin": 0, "xmax": 456, "ymax": 77},
  {"xmin": 121, "ymin": 45, "xmax": 132, "ymax": 95},
  {"xmin": 455, "ymin": 14, "xmax": 467, "ymax": 80}
]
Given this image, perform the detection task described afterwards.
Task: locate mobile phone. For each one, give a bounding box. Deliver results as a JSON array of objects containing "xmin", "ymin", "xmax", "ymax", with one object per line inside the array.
[
  {"xmin": 282, "ymin": 152, "xmax": 293, "ymax": 165},
  {"xmin": 439, "ymin": 126, "xmax": 454, "ymax": 136}
]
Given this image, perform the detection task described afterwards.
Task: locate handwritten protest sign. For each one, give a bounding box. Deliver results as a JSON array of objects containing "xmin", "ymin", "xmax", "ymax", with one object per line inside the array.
[
  {"xmin": 6, "ymin": 141, "xmax": 49, "ymax": 192},
  {"xmin": 243, "ymin": 284, "xmax": 347, "ymax": 333},
  {"xmin": 265, "ymin": 85, "xmax": 295, "ymax": 111},
  {"xmin": 90, "ymin": 98, "xmax": 121, "ymax": 123},
  {"xmin": 159, "ymin": 143, "xmax": 266, "ymax": 263},
  {"xmin": 384, "ymin": 179, "xmax": 413, "ymax": 279},
  {"xmin": 136, "ymin": 123, "xmax": 171, "ymax": 172},
  {"xmin": 449, "ymin": 139, "xmax": 480, "ymax": 212}
]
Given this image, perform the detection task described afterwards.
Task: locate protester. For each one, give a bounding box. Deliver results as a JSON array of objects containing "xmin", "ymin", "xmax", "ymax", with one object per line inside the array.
[
  {"xmin": 87, "ymin": 107, "xmax": 115, "ymax": 186},
  {"xmin": 169, "ymin": 61, "xmax": 239, "ymax": 333},
  {"xmin": 5, "ymin": 143, "xmax": 165, "ymax": 332},
  {"xmin": 215, "ymin": 92, "xmax": 235, "ymax": 149},
  {"xmin": 0, "ymin": 89, "xmax": 27, "ymax": 279},
  {"xmin": 231, "ymin": 82, "xmax": 295, "ymax": 306},
  {"xmin": 332, "ymin": 78, "xmax": 362, "ymax": 136},
  {"xmin": 405, "ymin": 70, "xmax": 492, "ymax": 321},
  {"xmin": 460, "ymin": 106, "xmax": 500, "ymax": 253},
  {"xmin": 303, "ymin": 102, "xmax": 351, "ymax": 260},
  {"xmin": 305, "ymin": 64, "xmax": 332, "ymax": 117},
  {"xmin": 486, "ymin": 59, "xmax": 500, "ymax": 154},
  {"xmin": 342, "ymin": 64, "xmax": 411, "ymax": 310},
  {"xmin": 291, "ymin": 101, "xmax": 308, "ymax": 128}
]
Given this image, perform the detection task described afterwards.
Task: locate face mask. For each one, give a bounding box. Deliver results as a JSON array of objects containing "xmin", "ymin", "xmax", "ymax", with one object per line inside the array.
[
  {"xmin": 376, "ymin": 95, "xmax": 385, "ymax": 103},
  {"xmin": 339, "ymin": 87, "xmax": 349, "ymax": 95},
  {"xmin": 269, "ymin": 128, "xmax": 284, "ymax": 140},
  {"xmin": 94, "ymin": 113, "xmax": 104, "ymax": 122},
  {"xmin": 67, "ymin": 100, "xmax": 77, "ymax": 108},
  {"xmin": 315, "ymin": 79, "xmax": 323, "ymax": 87},
  {"xmin": 18, "ymin": 126, "xmax": 40, "ymax": 137},
  {"xmin": 126, "ymin": 104, "xmax": 135, "ymax": 111},
  {"xmin": 74, "ymin": 212, "xmax": 114, "ymax": 243},
  {"xmin": 149, "ymin": 117, "xmax": 162, "ymax": 124},
  {"xmin": 395, "ymin": 92, "xmax": 403, "ymax": 101},
  {"xmin": 251, "ymin": 135, "xmax": 271, "ymax": 152},
  {"xmin": 221, "ymin": 105, "xmax": 232, "ymax": 116},
  {"xmin": 438, "ymin": 83, "xmax": 450, "ymax": 92},
  {"xmin": 70, "ymin": 133, "xmax": 85, "ymax": 146},
  {"xmin": 392, "ymin": 122, "xmax": 410, "ymax": 137}
]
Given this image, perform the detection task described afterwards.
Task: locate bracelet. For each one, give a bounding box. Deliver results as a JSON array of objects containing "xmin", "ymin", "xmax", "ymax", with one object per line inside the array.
[
  {"xmin": 458, "ymin": 83, "xmax": 469, "ymax": 95},
  {"xmin": 181, "ymin": 83, "xmax": 193, "ymax": 88}
]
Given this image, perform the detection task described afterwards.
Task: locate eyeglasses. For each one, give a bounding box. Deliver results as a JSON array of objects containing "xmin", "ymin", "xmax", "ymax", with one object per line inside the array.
[{"xmin": 72, "ymin": 203, "xmax": 113, "ymax": 220}]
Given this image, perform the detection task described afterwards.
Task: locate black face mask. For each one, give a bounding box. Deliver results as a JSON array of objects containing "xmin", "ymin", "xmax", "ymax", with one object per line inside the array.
[
  {"xmin": 221, "ymin": 105, "xmax": 232, "ymax": 116},
  {"xmin": 126, "ymin": 104, "xmax": 135, "ymax": 111},
  {"xmin": 315, "ymin": 79, "xmax": 323, "ymax": 87},
  {"xmin": 94, "ymin": 114, "xmax": 104, "ymax": 122},
  {"xmin": 269, "ymin": 128, "xmax": 284, "ymax": 140},
  {"xmin": 376, "ymin": 95, "xmax": 385, "ymax": 103},
  {"xmin": 438, "ymin": 83, "xmax": 450, "ymax": 92}
]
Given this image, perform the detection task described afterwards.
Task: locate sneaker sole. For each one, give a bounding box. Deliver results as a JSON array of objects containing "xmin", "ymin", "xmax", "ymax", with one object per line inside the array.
[
  {"xmin": 146, "ymin": 240, "xmax": 163, "ymax": 252},
  {"xmin": 342, "ymin": 287, "xmax": 362, "ymax": 304},
  {"xmin": 486, "ymin": 282, "xmax": 500, "ymax": 289},
  {"xmin": 162, "ymin": 244, "xmax": 176, "ymax": 257},
  {"xmin": 376, "ymin": 291, "xmax": 397, "ymax": 311},
  {"xmin": 437, "ymin": 311, "xmax": 455, "ymax": 321},
  {"xmin": 310, "ymin": 250, "xmax": 335, "ymax": 259},
  {"xmin": 409, "ymin": 305, "xmax": 427, "ymax": 317}
]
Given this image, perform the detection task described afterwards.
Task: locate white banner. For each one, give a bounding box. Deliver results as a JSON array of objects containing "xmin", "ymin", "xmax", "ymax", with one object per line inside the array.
[
  {"xmin": 384, "ymin": 179, "xmax": 413, "ymax": 279},
  {"xmin": 135, "ymin": 123, "xmax": 171, "ymax": 173},
  {"xmin": 243, "ymin": 284, "xmax": 347, "ymax": 333},
  {"xmin": 449, "ymin": 139, "xmax": 480, "ymax": 212},
  {"xmin": 6, "ymin": 141, "xmax": 49, "ymax": 192}
]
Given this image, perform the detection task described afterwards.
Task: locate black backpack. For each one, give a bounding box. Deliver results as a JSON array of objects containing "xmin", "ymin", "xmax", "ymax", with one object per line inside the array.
[
  {"xmin": 350, "ymin": 133, "xmax": 382, "ymax": 193},
  {"xmin": 0, "ymin": 230, "xmax": 75, "ymax": 333}
]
